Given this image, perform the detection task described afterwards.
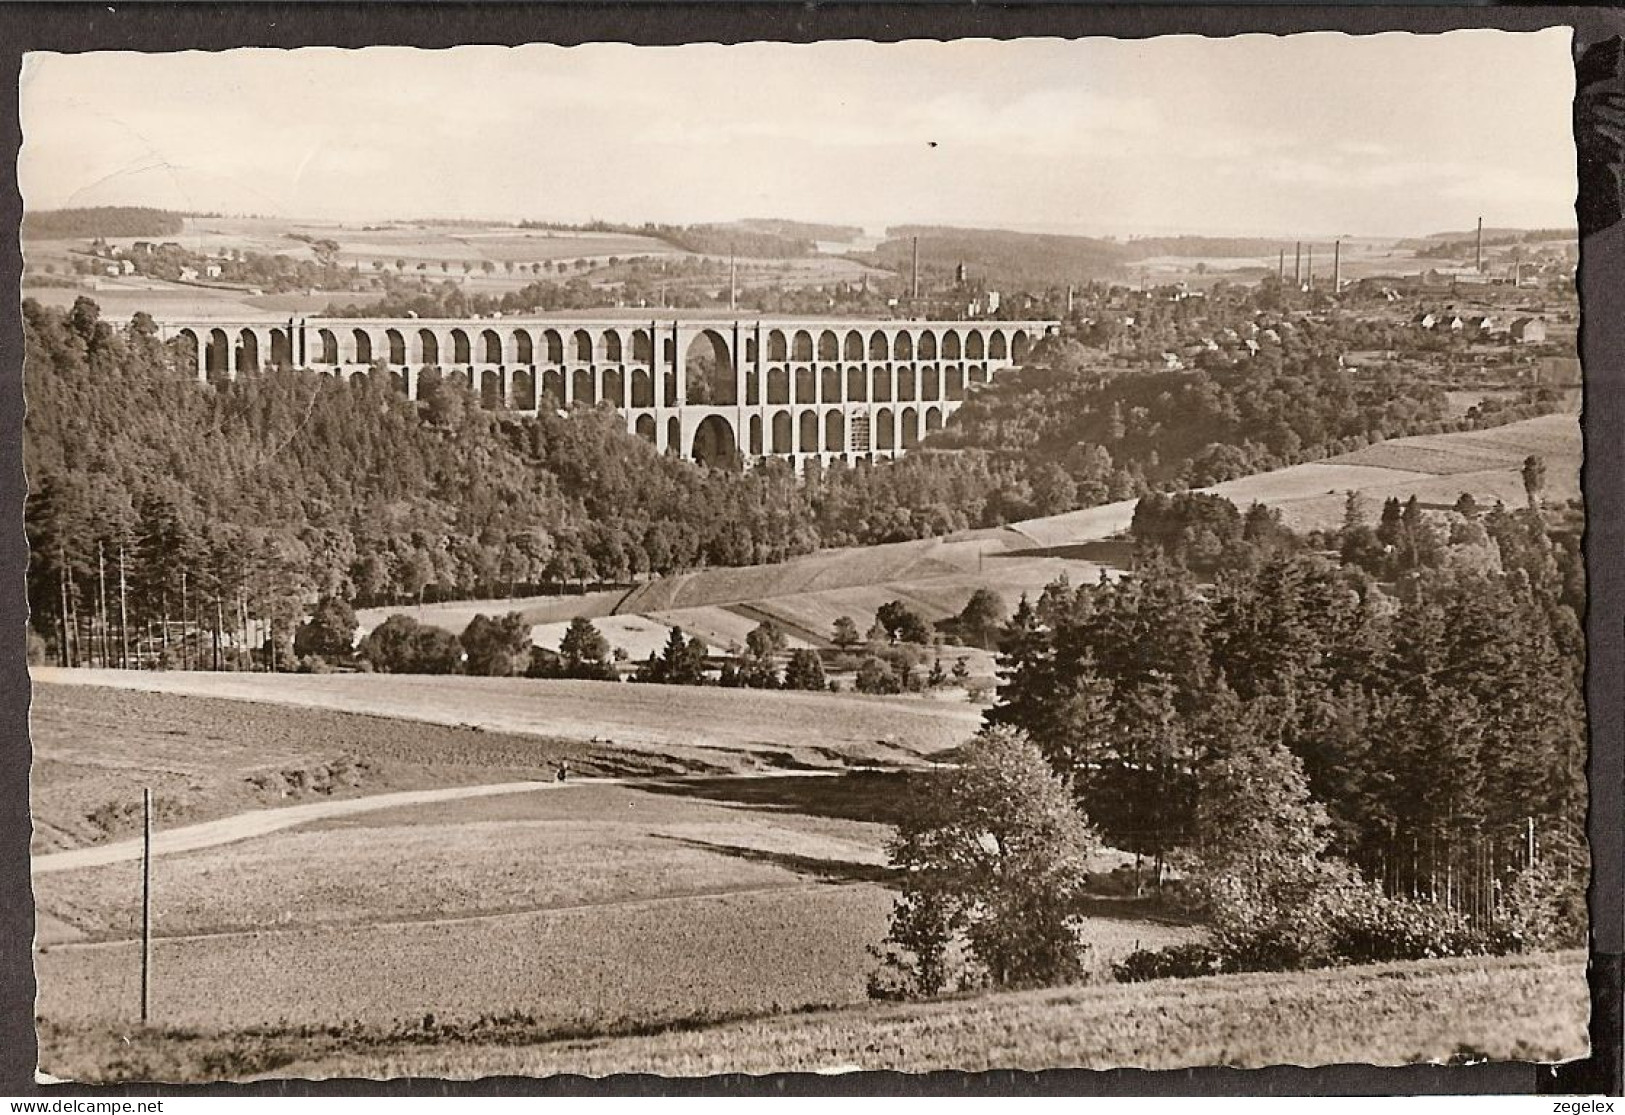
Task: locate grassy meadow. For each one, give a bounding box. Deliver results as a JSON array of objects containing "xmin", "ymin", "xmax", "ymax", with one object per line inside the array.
[
  {"xmin": 39, "ymin": 950, "xmax": 1586, "ymax": 1081},
  {"xmin": 32, "ymin": 668, "xmax": 980, "ymax": 769}
]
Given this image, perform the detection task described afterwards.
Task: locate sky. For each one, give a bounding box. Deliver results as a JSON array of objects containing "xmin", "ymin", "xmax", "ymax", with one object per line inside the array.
[{"xmin": 19, "ymin": 31, "xmax": 1578, "ymax": 240}]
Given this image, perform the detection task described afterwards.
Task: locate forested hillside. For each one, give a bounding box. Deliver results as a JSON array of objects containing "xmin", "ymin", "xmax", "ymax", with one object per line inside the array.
[
  {"xmin": 875, "ymin": 226, "xmax": 1130, "ymax": 287},
  {"xmin": 871, "ymin": 227, "xmax": 1296, "ymax": 288},
  {"xmin": 22, "ymin": 206, "xmax": 188, "ymax": 239}
]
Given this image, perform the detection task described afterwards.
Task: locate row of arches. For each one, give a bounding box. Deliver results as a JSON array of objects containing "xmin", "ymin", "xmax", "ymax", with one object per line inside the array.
[
  {"xmin": 177, "ymin": 323, "xmax": 1037, "ymax": 380},
  {"xmin": 749, "ymin": 363, "xmax": 989, "ymax": 406},
  {"xmin": 627, "ymin": 405, "xmax": 947, "ymax": 463},
  {"xmin": 740, "ymin": 405, "xmax": 943, "ymax": 456},
  {"xmin": 747, "ymin": 327, "xmax": 1024, "ymax": 364}
]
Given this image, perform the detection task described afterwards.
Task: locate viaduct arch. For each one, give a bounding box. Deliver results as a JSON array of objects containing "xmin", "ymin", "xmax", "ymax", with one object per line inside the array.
[{"xmin": 159, "ymin": 315, "xmax": 1059, "ymax": 470}]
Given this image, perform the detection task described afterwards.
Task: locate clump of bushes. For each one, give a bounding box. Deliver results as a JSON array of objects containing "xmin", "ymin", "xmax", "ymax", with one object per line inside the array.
[
  {"xmin": 1112, "ymin": 884, "xmax": 1491, "ymax": 983},
  {"xmin": 1489, "ymin": 861, "xmax": 1588, "ymax": 953},
  {"xmin": 1111, "ymin": 942, "xmax": 1225, "ymax": 983}
]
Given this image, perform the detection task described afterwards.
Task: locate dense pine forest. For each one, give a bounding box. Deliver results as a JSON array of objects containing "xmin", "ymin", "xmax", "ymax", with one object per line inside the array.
[{"xmin": 984, "ymin": 492, "xmax": 1587, "ymax": 966}]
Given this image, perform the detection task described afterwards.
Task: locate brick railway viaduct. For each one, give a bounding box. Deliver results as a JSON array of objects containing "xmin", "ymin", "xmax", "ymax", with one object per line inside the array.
[{"xmin": 159, "ymin": 316, "xmax": 1059, "ymax": 468}]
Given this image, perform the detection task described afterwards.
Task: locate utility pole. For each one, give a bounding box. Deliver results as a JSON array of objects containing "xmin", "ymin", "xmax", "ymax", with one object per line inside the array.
[
  {"xmin": 97, "ymin": 542, "xmax": 109, "ymax": 669},
  {"xmin": 58, "ymin": 545, "xmax": 73, "ymax": 668},
  {"xmin": 141, "ymin": 787, "xmax": 152, "ymax": 1025},
  {"xmin": 118, "ymin": 540, "xmax": 130, "ymax": 669}
]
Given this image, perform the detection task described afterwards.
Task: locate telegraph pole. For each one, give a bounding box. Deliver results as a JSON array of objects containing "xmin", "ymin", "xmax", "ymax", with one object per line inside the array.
[
  {"xmin": 97, "ymin": 542, "xmax": 109, "ymax": 668},
  {"xmin": 118, "ymin": 540, "xmax": 130, "ymax": 668},
  {"xmin": 58, "ymin": 545, "xmax": 73, "ymax": 667},
  {"xmin": 141, "ymin": 787, "xmax": 152, "ymax": 1024}
]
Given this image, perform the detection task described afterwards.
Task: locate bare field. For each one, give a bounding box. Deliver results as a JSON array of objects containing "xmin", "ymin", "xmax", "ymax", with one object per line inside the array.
[
  {"xmin": 1333, "ymin": 412, "xmax": 1581, "ymax": 477},
  {"xmin": 528, "ymin": 612, "xmax": 679, "ymax": 663},
  {"xmin": 27, "ymin": 682, "xmax": 647, "ymax": 855},
  {"xmin": 22, "ymin": 282, "xmax": 274, "ymax": 320},
  {"xmin": 158, "ymin": 216, "xmax": 686, "ymax": 268},
  {"xmin": 36, "ymin": 884, "xmax": 896, "ymax": 1034},
  {"xmin": 617, "ymin": 530, "xmax": 1019, "ymax": 615},
  {"xmin": 33, "ymin": 781, "xmax": 894, "ymax": 944},
  {"xmin": 1015, "ymin": 413, "xmax": 1582, "ymax": 544},
  {"xmin": 31, "ymin": 668, "xmax": 980, "ymax": 766},
  {"xmin": 355, "ymin": 589, "xmax": 627, "ymax": 638}
]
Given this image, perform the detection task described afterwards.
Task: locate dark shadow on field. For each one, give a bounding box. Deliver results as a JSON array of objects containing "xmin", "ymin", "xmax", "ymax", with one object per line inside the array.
[
  {"xmin": 637, "ymin": 769, "xmax": 935, "ymax": 827},
  {"xmin": 655, "ymin": 834, "xmax": 901, "ymax": 886},
  {"xmin": 993, "ymin": 538, "xmax": 1133, "ymax": 566}
]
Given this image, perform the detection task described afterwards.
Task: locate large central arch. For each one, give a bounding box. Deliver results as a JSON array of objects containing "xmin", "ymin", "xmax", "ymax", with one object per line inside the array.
[
  {"xmin": 684, "ymin": 329, "xmax": 735, "ymax": 406},
  {"xmin": 691, "ymin": 413, "xmax": 739, "ymax": 469}
]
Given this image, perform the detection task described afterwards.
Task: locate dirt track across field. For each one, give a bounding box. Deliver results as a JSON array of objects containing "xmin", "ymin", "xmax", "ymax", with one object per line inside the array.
[{"xmin": 31, "ymin": 769, "xmax": 842, "ymax": 876}]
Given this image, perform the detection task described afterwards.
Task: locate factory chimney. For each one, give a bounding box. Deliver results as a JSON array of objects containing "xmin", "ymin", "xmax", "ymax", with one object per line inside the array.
[
  {"xmin": 1278, "ymin": 249, "xmax": 1285, "ymax": 283},
  {"xmin": 1333, "ymin": 240, "xmax": 1342, "ymax": 293},
  {"xmin": 911, "ymin": 236, "xmax": 920, "ymax": 301},
  {"xmin": 1476, "ymin": 217, "xmax": 1484, "ymax": 272},
  {"xmin": 729, "ymin": 250, "xmax": 737, "ymax": 311},
  {"xmin": 1306, "ymin": 244, "xmax": 1314, "ymax": 291},
  {"xmin": 1294, "ymin": 242, "xmax": 1302, "ymax": 285}
]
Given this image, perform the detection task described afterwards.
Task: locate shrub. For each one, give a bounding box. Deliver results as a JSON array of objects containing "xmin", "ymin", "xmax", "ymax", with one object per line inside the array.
[
  {"xmin": 1321, "ymin": 886, "xmax": 1488, "ymax": 964},
  {"xmin": 854, "ymin": 655, "xmax": 899, "ymax": 695},
  {"xmin": 1491, "ymin": 861, "xmax": 1588, "ymax": 953},
  {"xmin": 869, "ymin": 725, "xmax": 1099, "ymax": 998},
  {"xmin": 1112, "ymin": 942, "xmax": 1227, "ymax": 983}
]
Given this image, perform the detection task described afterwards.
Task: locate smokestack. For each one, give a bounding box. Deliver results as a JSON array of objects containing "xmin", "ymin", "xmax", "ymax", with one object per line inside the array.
[
  {"xmin": 1294, "ymin": 242, "xmax": 1302, "ymax": 285},
  {"xmin": 1278, "ymin": 249, "xmax": 1285, "ymax": 283},
  {"xmin": 1476, "ymin": 216, "xmax": 1483, "ymax": 272},
  {"xmin": 729, "ymin": 250, "xmax": 737, "ymax": 312},
  {"xmin": 1067, "ymin": 284, "xmax": 1076, "ymax": 314},
  {"xmin": 911, "ymin": 236, "xmax": 920, "ymax": 301},
  {"xmin": 1333, "ymin": 240, "xmax": 1341, "ymax": 293},
  {"xmin": 1306, "ymin": 244, "xmax": 1314, "ymax": 291}
]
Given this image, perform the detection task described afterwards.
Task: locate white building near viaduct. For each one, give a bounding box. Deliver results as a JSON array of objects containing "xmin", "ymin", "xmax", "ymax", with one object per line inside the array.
[{"xmin": 159, "ymin": 316, "xmax": 1059, "ymax": 468}]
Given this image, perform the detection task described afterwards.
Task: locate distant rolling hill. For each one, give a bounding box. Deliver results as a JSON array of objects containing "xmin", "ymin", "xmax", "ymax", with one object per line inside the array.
[{"xmin": 871, "ymin": 226, "xmax": 1300, "ymax": 288}]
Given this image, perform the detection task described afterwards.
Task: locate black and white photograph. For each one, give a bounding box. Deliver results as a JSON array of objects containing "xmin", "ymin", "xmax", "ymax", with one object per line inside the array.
[{"xmin": 14, "ymin": 24, "xmax": 1598, "ymax": 1084}]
